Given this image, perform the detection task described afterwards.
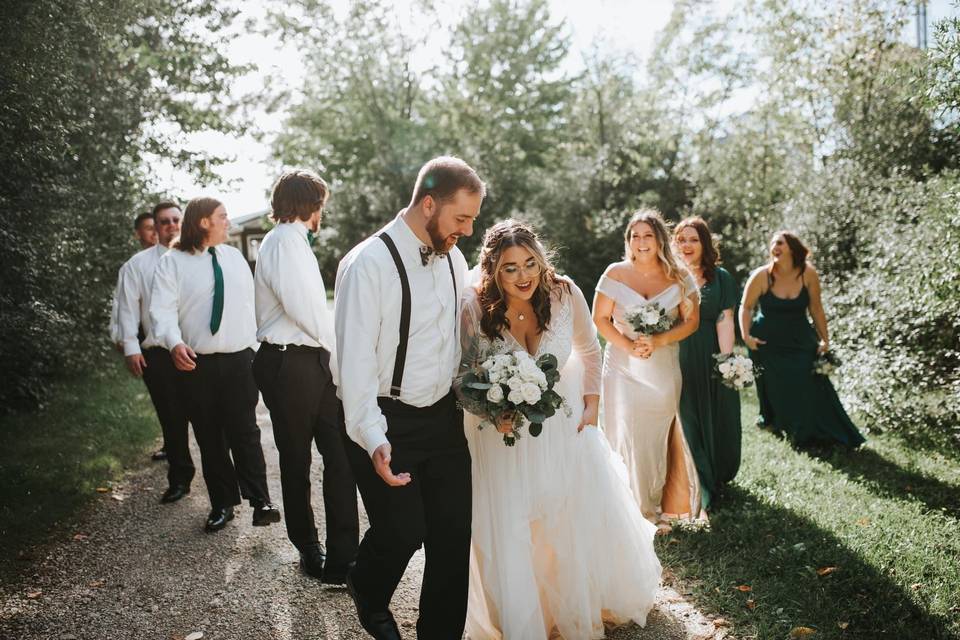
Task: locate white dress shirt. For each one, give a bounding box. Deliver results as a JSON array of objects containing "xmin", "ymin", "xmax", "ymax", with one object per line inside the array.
[
  {"xmin": 116, "ymin": 244, "xmax": 169, "ymax": 356},
  {"xmin": 254, "ymin": 220, "xmax": 334, "ymax": 350},
  {"xmin": 332, "ymin": 214, "xmax": 468, "ymax": 456},
  {"xmin": 150, "ymin": 244, "xmax": 257, "ymax": 355}
]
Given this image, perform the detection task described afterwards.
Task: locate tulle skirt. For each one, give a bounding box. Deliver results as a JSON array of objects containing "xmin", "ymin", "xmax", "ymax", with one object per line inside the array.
[{"xmin": 464, "ymin": 355, "xmax": 662, "ymax": 640}]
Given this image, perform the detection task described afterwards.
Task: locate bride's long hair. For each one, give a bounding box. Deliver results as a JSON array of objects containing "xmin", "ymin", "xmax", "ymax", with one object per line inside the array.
[{"xmin": 477, "ymin": 220, "xmax": 567, "ymax": 342}]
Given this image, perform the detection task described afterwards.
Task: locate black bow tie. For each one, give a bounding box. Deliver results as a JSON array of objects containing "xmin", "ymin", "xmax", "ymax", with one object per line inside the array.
[{"xmin": 419, "ymin": 245, "xmax": 446, "ymax": 266}]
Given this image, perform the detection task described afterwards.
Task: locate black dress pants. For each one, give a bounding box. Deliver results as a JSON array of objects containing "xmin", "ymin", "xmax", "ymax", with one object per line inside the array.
[
  {"xmin": 141, "ymin": 347, "xmax": 194, "ymax": 488},
  {"xmin": 345, "ymin": 391, "xmax": 472, "ymax": 640},
  {"xmin": 253, "ymin": 344, "xmax": 359, "ymax": 562},
  {"xmin": 178, "ymin": 348, "xmax": 271, "ymax": 509}
]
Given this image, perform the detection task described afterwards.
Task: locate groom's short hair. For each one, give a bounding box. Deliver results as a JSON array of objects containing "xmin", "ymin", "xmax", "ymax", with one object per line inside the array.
[
  {"xmin": 410, "ymin": 156, "xmax": 485, "ymax": 207},
  {"xmin": 270, "ymin": 170, "xmax": 329, "ymax": 223}
]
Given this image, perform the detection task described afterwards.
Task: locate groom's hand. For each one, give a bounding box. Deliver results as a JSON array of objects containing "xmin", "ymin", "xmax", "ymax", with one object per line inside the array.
[
  {"xmin": 372, "ymin": 443, "xmax": 411, "ymax": 487},
  {"xmin": 172, "ymin": 343, "xmax": 198, "ymax": 371}
]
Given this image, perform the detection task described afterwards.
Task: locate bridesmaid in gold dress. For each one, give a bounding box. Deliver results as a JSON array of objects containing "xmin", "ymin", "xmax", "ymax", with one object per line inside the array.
[{"xmin": 593, "ymin": 209, "xmax": 704, "ymax": 530}]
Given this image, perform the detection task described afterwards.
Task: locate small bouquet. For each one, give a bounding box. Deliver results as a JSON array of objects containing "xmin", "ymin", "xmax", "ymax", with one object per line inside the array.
[
  {"xmin": 812, "ymin": 351, "xmax": 840, "ymax": 377},
  {"xmin": 459, "ymin": 350, "xmax": 568, "ymax": 446},
  {"xmin": 624, "ymin": 301, "xmax": 674, "ymax": 335},
  {"xmin": 713, "ymin": 351, "xmax": 757, "ymax": 390}
]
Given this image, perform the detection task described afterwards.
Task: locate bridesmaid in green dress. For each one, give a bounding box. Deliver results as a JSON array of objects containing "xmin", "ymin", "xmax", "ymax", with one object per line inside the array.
[
  {"xmin": 674, "ymin": 217, "xmax": 741, "ymax": 511},
  {"xmin": 739, "ymin": 231, "xmax": 865, "ymax": 448}
]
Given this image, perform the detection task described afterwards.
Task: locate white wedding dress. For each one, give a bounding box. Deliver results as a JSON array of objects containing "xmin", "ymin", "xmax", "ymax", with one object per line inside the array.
[{"xmin": 458, "ymin": 277, "xmax": 662, "ymax": 640}]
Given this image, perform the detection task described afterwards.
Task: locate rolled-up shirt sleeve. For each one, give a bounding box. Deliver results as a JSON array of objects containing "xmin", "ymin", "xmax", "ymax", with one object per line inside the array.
[
  {"xmin": 335, "ymin": 253, "xmax": 389, "ymax": 457},
  {"xmin": 149, "ymin": 254, "xmax": 184, "ymax": 351}
]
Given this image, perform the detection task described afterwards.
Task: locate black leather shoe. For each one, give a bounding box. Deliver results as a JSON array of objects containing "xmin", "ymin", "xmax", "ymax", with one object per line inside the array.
[
  {"xmin": 151, "ymin": 449, "xmax": 167, "ymax": 461},
  {"xmin": 299, "ymin": 543, "xmax": 326, "ymax": 579},
  {"xmin": 160, "ymin": 485, "xmax": 190, "ymax": 504},
  {"xmin": 204, "ymin": 506, "xmax": 235, "ymax": 532},
  {"xmin": 322, "ymin": 560, "xmax": 351, "ymax": 586},
  {"xmin": 251, "ymin": 502, "xmax": 281, "ymax": 527},
  {"xmin": 346, "ymin": 569, "xmax": 401, "ymax": 640}
]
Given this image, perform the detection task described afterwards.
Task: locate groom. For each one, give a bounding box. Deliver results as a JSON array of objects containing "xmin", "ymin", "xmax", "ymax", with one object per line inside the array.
[{"xmin": 334, "ymin": 156, "xmax": 484, "ymax": 639}]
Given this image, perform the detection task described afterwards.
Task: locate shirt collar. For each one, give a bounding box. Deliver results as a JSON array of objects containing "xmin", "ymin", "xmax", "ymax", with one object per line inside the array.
[
  {"xmin": 282, "ymin": 219, "xmax": 310, "ymax": 239},
  {"xmin": 387, "ymin": 210, "xmax": 433, "ymax": 266}
]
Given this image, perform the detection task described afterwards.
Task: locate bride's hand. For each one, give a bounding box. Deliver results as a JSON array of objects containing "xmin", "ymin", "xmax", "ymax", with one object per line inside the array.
[
  {"xmin": 577, "ymin": 399, "xmax": 599, "ymax": 432},
  {"xmin": 496, "ymin": 412, "xmax": 516, "ymax": 434},
  {"xmin": 634, "ymin": 334, "xmax": 657, "ymax": 358}
]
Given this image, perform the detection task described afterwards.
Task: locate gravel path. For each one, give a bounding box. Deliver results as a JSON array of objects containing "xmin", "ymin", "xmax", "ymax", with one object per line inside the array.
[{"xmin": 0, "ymin": 402, "xmax": 725, "ymax": 640}]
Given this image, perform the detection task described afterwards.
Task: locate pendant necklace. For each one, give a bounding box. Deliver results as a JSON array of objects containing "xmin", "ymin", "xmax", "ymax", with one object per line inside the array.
[{"xmin": 518, "ymin": 312, "xmax": 525, "ymax": 321}]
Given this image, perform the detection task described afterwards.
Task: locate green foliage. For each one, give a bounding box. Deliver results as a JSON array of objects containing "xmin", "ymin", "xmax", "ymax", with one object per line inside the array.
[
  {"xmin": 0, "ymin": 359, "xmax": 160, "ymax": 579},
  {"xmin": 0, "ymin": 0, "xmax": 243, "ymax": 410},
  {"xmin": 659, "ymin": 397, "xmax": 960, "ymax": 639}
]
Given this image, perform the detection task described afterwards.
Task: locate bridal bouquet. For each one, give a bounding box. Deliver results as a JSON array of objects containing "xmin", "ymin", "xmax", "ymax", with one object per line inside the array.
[
  {"xmin": 624, "ymin": 301, "xmax": 674, "ymax": 335},
  {"xmin": 459, "ymin": 350, "xmax": 567, "ymax": 446},
  {"xmin": 812, "ymin": 351, "xmax": 840, "ymax": 377},
  {"xmin": 713, "ymin": 352, "xmax": 757, "ymax": 390}
]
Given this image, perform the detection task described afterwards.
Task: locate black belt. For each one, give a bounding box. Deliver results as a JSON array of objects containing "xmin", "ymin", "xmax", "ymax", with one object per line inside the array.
[{"xmin": 260, "ymin": 342, "xmax": 324, "ymax": 354}]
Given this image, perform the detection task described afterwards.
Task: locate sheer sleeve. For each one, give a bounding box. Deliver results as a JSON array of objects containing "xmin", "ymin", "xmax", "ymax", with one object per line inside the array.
[
  {"xmin": 567, "ymin": 278, "xmax": 602, "ymax": 396},
  {"xmin": 454, "ymin": 286, "xmax": 489, "ymax": 415}
]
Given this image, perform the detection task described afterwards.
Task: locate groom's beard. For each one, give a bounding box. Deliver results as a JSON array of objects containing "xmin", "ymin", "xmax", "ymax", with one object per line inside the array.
[{"xmin": 426, "ymin": 215, "xmax": 457, "ymax": 253}]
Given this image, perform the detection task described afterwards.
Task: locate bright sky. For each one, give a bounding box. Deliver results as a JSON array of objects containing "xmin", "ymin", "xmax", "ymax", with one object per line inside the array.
[{"xmin": 155, "ymin": 0, "xmax": 957, "ymax": 219}]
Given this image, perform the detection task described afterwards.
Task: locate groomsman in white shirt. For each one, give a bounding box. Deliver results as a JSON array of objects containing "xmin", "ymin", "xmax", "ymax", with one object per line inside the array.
[
  {"xmin": 334, "ymin": 157, "xmax": 484, "ymax": 640},
  {"xmin": 252, "ymin": 171, "xmax": 359, "ymax": 583},
  {"xmin": 150, "ymin": 197, "xmax": 280, "ymax": 532},
  {"xmin": 109, "ymin": 210, "xmax": 164, "ymax": 461},
  {"xmin": 116, "ymin": 202, "xmax": 195, "ymax": 500}
]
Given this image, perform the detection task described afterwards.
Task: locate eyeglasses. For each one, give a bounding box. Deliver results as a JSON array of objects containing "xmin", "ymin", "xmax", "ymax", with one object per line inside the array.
[
  {"xmin": 157, "ymin": 218, "xmax": 181, "ymax": 226},
  {"xmin": 499, "ymin": 260, "xmax": 542, "ymax": 283}
]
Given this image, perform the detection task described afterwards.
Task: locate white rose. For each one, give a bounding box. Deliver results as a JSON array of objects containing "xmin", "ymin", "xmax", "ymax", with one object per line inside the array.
[
  {"xmin": 520, "ymin": 382, "xmax": 542, "ymax": 404},
  {"xmin": 742, "ymin": 371, "xmax": 755, "ymax": 383},
  {"xmin": 518, "ymin": 358, "xmax": 542, "ymax": 382},
  {"xmin": 480, "ymin": 357, "xmax": 496, "ymax": 371},
  {"xmin": 508, "ymin": 389, "xmax": 524, "ymax": 404},
  {"xmin": 642, "ymin": 307, "xmax": 660, "ymax": 325},
  {"xmin": 486, "ymin": 384, "xmax": 505, "ymax": 403},
  {"xmin": 507, "ymin": 376, "xmax": 524, "ymax": 391},
  {"xmin": 488, "ymin": 369, "xmax": 503, "ymax": 383},
  {"xmin": 494, "ymin": 354, "xmax": 513, "ymax": 369},
  {"xmin": 742, "ymin": 358, "xmax": 753, "ymax": 370},
  {"xmin": 718, "ymin": 362, "xmax": 733, "ymax": 375}
]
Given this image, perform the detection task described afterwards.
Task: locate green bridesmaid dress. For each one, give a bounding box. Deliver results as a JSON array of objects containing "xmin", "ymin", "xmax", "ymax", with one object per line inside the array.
[
  {"xmin": 749, "ymin": 272, "xmax": 865, "ymax": 447},
  {"xmin": 679, "ymin": 267, "xmax": 742, "ymax": 511}
]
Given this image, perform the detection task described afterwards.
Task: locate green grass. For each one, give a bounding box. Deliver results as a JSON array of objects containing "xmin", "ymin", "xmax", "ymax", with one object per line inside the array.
[
  {"xmin": 0, "ymin": 358, "xmax": 160, "ymax": 580},
  {"xmin": 657, "ymin": 397, "xmax": 960, "ymax": 639}
]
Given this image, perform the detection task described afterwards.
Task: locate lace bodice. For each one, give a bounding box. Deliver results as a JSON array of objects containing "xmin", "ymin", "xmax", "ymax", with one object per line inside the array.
[{"xmin": 458, "ymin": 277, "xmax": 602, "ymax": 397}]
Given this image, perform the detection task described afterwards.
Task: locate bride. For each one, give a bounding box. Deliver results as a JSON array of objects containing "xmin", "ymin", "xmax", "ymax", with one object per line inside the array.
[{"xmin": 457, "ymin": 220, "xmax": 661, "ymax": 640}]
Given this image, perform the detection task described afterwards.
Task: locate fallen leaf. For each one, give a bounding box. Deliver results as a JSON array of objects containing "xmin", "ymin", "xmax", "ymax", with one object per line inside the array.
[
  {"xmin": 184, "ymin": 632, "xmax": 204, "ymax": 640},
  {"xmin": 88, "ymin": 580, "xmax": 105, "ymax": 588},
  {"xmin": 789, "ymin": 626, "xmax": 818, "ymax": 637},
  {"xmin": 911, "ymin": 583, "xmax": 923, "ymax": 590},
  {"xmin": 95, "ymin": 487, "xmax": 110, "ymax": 493},
  {"xmin": 111, "ymin": 494, "xmax": 125, "ymax": 502},
  {"xmin": 25, "ymin": 590, "xmax": 42, "ymax": 599},
  {"xmin": 746, "ymin": 599, "xmax": 756, "ymax": 610},
  {"xmin": 713, "ymin": 618, "xmax": 730, "ymax": 628},
  {"xmin": 838, "ymin": 622, "xmax": 850, "ymax": 630},
  {"xmin": 72, "ymin": 533, "xmax": 89, "ymax": 541},
  {"xmin": 736, "ymin": 584, "xmax": 752, "ymax": 592},
  {"xmin": 816, "ymin": 566, "xmax": 838, "ymax": 576},
  {"xmin": 855, "ymin": 517, "xmax": 870, "ymax": 526}
]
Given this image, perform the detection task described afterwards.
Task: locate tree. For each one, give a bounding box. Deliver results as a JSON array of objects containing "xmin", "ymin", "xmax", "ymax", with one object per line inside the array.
[{"xmin": 0, "ymin": 0, "xmax": 243, "ymax": 410}]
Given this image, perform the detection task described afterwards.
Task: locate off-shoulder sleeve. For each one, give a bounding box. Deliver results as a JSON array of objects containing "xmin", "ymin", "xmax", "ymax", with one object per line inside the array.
[
  {"xmin": 593, "ymin": 263, "xmax": 620, "ymax": 301},
  {"xmin": 567, "ymin": 278, "xmax": 602, "ymax": 396}
]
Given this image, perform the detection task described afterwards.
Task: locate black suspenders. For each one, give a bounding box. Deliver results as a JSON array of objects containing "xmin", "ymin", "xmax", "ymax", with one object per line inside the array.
[{"xmin": 377, "ymin": 232, "xmax": 458, "ymax": 399}]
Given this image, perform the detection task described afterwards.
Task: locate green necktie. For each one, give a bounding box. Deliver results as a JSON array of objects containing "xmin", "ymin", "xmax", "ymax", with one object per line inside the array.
[
  {"xmin": 307, "ymin": 230, "xmax": 317, "ymax": 247},
  {"xmin": 209, "ymin": 247, "xmax": 224, "ymax": 335}
]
